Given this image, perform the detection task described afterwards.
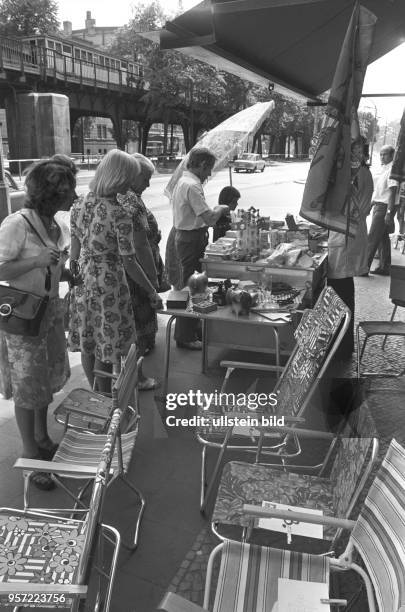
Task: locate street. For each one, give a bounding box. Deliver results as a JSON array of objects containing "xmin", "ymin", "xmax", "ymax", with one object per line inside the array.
[{"xmin": 72, "ymin": 160, "xmax": 310, "ymax": 253}]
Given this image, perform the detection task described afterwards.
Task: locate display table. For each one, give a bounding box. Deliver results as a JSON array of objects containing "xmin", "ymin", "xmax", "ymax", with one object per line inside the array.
[
  {"xmin": 197, "ymin": 253, "xmax": 327, "ymax": 360},
  {"xmin": 157, "ymin": 305, "xmax": 292, "ymax": 398},
  {"xmin": 201, "ymin": 252, "xmax": 328, "ymax": 307}
]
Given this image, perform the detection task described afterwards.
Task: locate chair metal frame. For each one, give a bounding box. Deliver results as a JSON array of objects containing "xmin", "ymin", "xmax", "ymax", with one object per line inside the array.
[
  {"xmin": 356, "ymin": 264, "xmax": 405, "ymax": 378},
  {"xmin": 157, "ymin": 439, "xmax": 405, "ymax": 612},
  {"xmin": 210, "ymin": 403, "xmax": 379, "ymax": 547},
  {"xmin": 0, "ymin": 409, "xmax": 123, "ymax": 611},
  {"xmin": 197, "ymin": 287, "xmax": 351, "ymax": 513},
  {"xmin": 14, "ymin": 345, "xmax": 145, "ymax": 551}
]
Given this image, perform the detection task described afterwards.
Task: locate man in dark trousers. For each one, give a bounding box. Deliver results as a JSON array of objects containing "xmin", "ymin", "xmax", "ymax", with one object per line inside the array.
[
  {"xmin": 367, "ymin": 145, "xmax": 399, "ymax": 275},
  {"xmin": 172, "ymin": 148, "xmax": 230, "ymax": 350}
]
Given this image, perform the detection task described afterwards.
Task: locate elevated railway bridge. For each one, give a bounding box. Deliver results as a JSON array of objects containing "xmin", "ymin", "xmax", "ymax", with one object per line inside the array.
[{"xmin": 0, "ymin": 34, "xmax": 225, "ymax": 158}]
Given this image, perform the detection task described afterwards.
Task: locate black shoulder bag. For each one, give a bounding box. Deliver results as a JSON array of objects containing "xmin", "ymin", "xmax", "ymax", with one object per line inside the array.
[{"xmin": 0, "ymin": 214, "xmax": 52, "ymax": 337}]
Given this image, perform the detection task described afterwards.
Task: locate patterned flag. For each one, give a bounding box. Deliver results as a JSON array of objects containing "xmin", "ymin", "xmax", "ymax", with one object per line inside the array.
[{"xmin": 300, "ymin": 3, "xmax": 376, "ymax": 237}]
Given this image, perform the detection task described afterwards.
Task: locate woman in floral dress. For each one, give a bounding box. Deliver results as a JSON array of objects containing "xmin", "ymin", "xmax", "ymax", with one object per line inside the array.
[
  {"xmin": 121, "ymin": 154, "xmax": 168, "ymax": 361},
  {"xmin": 68, "ymin": 150, "xmax": 162, "ymax": 392}
]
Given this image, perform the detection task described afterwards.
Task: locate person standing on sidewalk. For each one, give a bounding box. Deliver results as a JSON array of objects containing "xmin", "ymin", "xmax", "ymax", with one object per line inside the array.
[
  {"xmin": 367, "ymin": 145, "xmax": 399, "ymax": 275},
  {"xmin": 172, "ymin": 148, "xmax": 230, "ymax": 350},
  {"xmin": 327, "ymin": 138, "xmax": 373, "ymax": 359}
]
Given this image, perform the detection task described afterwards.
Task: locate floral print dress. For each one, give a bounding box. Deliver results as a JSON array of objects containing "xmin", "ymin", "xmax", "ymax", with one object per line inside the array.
[
  {"xmin": 68, "ymin": 193, "xmax": 137, "ymax": 364},
  {"xmin": 117, "ymin": 191, "xmax": 159, "ymax": 355}
]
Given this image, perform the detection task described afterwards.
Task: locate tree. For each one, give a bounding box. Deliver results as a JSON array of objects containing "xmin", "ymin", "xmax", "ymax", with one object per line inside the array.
[
  {"xmin": 358, "ymin": 110, "xmax": 379, "ymax": 145},
  {"xmin": 0, "ymin": 0, "xmax": 59, "ymax": 36},
  {"xmin": 107, "ymin": 0, "xmax": 259, "ymax": 151}
]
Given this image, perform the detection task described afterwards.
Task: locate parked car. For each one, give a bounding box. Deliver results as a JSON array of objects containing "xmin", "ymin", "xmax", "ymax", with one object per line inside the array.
[
  {"xmin": 4, "ymin": 170, "xmax": 25, "ymax": 212},
  {"xmin": 233, "ymin": 153, "xmax": 266, "ymax": 173}
]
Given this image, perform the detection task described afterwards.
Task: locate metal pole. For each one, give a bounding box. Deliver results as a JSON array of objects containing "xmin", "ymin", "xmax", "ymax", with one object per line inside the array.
[{"xmin": 0, "ymin": 123, "xmax": 10, "ymax": 223}]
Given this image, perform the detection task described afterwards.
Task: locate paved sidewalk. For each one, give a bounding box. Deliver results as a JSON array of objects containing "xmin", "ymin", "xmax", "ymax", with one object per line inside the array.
[{"xmin": 0, "ymin": 243, "xmax": 404, "ymax": 610}]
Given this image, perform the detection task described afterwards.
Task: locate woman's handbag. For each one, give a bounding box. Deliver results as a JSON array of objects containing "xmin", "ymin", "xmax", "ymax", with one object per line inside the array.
[
  {"xmin": 0, "ymin": 286, "xmax": 49, "ymax": 336},
  {"xmin": 0, "ymin": 214, "xmax": 51, "ymax": 337}
]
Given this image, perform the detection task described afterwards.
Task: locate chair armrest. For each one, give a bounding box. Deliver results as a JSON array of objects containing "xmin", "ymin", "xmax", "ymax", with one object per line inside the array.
[
  {"xmin": 93, "ymin": 369, "xmax": 118, "ymax": 381},
  {"xmin": 242, "ymin": 504, "xmax": 355, "ymax": 531},
  {"xmin": 273, "ymin": 426, "xmax": 335, "ymax": 440},
  {"xmin": 157, "ymin": 592, "xmax": 208, "ymax": 612},
  {"xmin": 220, "ymin": 360, "xmax": 283, "ymax": 373},
  {"xmin": 14, "ymin": 458, "xmax": 103, "ymax": 477},
  {"xmin": 0, "ymin": 584, "xmax": 87, "ymax": 595},
  {"xmin": 282, "ymin": 415, "xmax": 305, "ymax": 423}
]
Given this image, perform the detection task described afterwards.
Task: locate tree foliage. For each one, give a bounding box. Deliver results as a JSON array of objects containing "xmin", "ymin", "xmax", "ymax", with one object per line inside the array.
[
  {"xmin": 107, "ymin": 0, "xmax": 314, "ymax": 153},
  {"xmin": 358, "ymin": 110, "xmax": 379, "ymax": 144},
  {"xmin": 0, "ymin": 0, "xmax": 59, "ymax": 36}
]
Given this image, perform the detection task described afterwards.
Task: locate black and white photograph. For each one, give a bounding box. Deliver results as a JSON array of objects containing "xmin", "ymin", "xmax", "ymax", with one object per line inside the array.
[{"xmin": 0, "ymin": 0, "xmax": 404, "ymax": 610}]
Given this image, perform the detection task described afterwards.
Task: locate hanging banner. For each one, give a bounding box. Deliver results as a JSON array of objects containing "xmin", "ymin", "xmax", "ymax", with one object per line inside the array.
[{"xmin": 300, "ymin": 3, "xmax": 376, "ymax": 237}]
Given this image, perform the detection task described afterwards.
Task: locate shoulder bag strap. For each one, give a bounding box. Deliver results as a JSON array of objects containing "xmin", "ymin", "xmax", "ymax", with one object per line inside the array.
[{"xmin": 20, "ymin": 213, "xmax": 52, "ymax": 292}]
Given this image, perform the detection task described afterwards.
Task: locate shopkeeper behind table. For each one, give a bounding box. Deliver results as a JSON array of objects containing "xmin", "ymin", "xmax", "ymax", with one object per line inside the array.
[{"xmin": 172, "ymin": 147, "xmax": 230, "ymax": 351}]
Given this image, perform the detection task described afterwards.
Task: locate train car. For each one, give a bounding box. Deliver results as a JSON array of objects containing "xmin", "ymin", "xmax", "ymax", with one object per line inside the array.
[{"xmin": 21, "ymin": 34, "xmax": 146, "ymax": 89}]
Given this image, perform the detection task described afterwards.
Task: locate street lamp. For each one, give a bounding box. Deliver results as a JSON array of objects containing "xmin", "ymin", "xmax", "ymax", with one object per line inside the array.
[{"xmin": 0, "ymin": 123, "xmax": 10, "ymax": 223}]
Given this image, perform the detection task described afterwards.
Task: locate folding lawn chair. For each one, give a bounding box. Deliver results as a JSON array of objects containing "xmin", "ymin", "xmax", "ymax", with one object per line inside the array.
[
  {"xmin": 197, "ymin": 287, "xmax": 351, "ymax": 512},
  {"xmin": 0, "ymin": 408, "xmax": 123, "ymax": 612},
  {"xmin": 14, "ymin": 344, "xmax": 145, "ymax": 550},
  {"xmin": 356, "ymin": 264, "xmax": 405, "ymax": 378},
  {"xmin": 158, "ymin": 438, "xmax": 405, "ymax": 612},
  {"xmin": 53, "ymin": 345, "xmax": 140, "ymax": 434},
  {"xmin": 211, "ymin": 402, "xmax": 378, "ymax": 550}
]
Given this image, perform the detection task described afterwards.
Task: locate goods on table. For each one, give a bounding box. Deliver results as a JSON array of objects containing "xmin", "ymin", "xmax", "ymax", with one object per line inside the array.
[
  {"xmin": 204, "ymin": 208, "xmax": 318, "ymax": 268},
  {"xmin": 166, "ymin": 290, "xmax": 189, "ymax": 309}
]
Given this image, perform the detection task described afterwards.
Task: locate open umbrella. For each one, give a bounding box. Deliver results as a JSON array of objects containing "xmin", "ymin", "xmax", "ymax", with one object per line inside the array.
[
  {"xmin": 164, "ymin": 100, "xmax": 274, "ymax": 199},
  {"xmin": 300, "ymin": 2, "xmax": 376, "ymax": 237}
]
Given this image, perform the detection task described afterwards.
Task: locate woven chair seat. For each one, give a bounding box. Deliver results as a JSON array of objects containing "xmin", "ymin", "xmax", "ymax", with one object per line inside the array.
[
  {"xmin": 213, "ymin": 461, "xmax": 334, "ymax": 538},
  {"xmin": 212, "ymin": 541, "xmax": 329, "ymax": 612},
  {"xmin": 0, "ymin": 511, "xmax": 86, "ymax": 600},
  {"xmin": 54, "ymin": 388, "xmax": 111, "ymax": 432},
  {"xmin": 358, "ymin": 320, "xmax": 405, "ymax": 336},
  {"xmin": 53, "ymin": 427, "xmax": 138, "ymax": 476}
]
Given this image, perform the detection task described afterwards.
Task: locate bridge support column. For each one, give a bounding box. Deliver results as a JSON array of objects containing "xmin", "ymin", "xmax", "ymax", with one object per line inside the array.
[
  {"xmin": 6, "ymin": 93, "xmax": 71, "ymax": 162},
  {"xmin": 111, "ymin": 111, "xmax": 125, "ymax": 151}
]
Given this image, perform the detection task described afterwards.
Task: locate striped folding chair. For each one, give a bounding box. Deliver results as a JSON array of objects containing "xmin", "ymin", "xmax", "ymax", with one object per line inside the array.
[
  {"xmin": 158, "ymin": 439, "xmax": 405, "ymax": 612},
  {"xmin": 197, "ymin": 286, "xmax": 351, "ymax": 512},
  {"xmin": 0, "ymin": 408, "xmax": 123, "ymax": 612},
  {"xmin": 14, "ymin": 344, "xmax": 145, "ymax": 551}
]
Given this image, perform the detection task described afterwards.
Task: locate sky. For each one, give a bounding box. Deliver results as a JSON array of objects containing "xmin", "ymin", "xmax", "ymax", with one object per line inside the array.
[{"xmin": 55, "ymin": 0, "xmax": 405, "ymax": 123}]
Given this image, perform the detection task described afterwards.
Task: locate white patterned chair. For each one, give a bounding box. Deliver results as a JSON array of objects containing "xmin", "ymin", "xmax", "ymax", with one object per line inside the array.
[
  {"xmin": 158, "ymin": 438, "xmax": 405, "ymax": 612},
  {"xmin": 0, "ymin": 408, "xmax": 124, "ymax": 611},
  {"xmin": 211, "ymin": 403, "xmax": 378, "ymax": 550}
]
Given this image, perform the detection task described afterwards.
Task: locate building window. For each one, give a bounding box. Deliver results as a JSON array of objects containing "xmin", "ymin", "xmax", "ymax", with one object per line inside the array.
[
  {"xmin": 102, "ymin": 125, "xmax": 107, "ymax": 139},
  {"xmin": 62, "ymin": 44, "xmax": 72, "ymax": 54},
  {"xmin": 97, "ymin": 125, "xmax": 102, "ymax": 139}
]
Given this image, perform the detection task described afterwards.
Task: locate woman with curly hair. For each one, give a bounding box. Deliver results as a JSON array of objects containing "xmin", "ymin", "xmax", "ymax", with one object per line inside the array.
[{"xmin": 0, "ymin": 160, "xmax": 77, "ymax": 489}]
